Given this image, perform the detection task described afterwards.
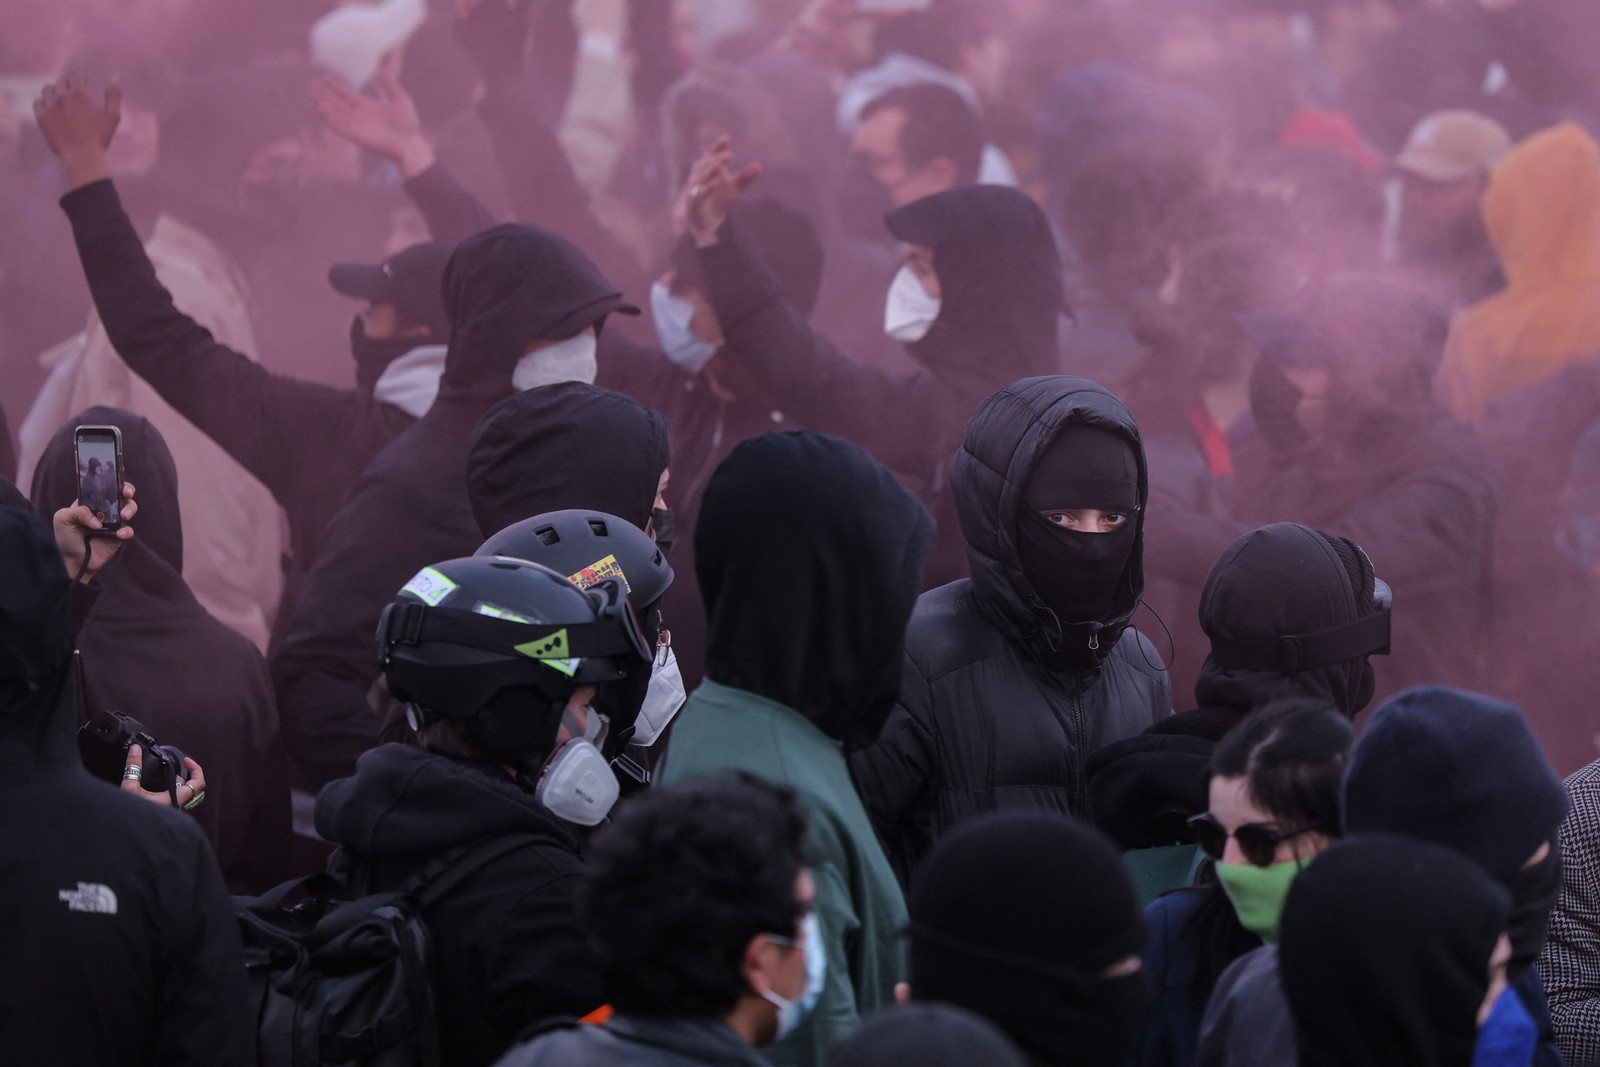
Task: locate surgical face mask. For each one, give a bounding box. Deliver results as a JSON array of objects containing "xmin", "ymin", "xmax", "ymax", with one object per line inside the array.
[
  {"xmin": 513, "ymin": 331, "xmax": 598, "ymax": 392},
  {"xmin": 1215, "ymin": 858, "xmax": 1309, "ymax": 944},
  {"xmin": 651, "ymin": 282, "xmax": 718, "ymax": 375},
  {"xmin": 884, "ymin": 265, "xmax": 941, "ymax": 344},
  {"xmin": 1472, "ymin": 985, "xmax": 1538, "ymax": 1067},
  {"xmin": 762, "ymin": 912, "xmax": 827, "ymax": 1042},
  {"xmin": 632, "ymin": 643, "xmax": 686, "ymax": 747},
  {"xmin": 535, "ymin": 737, "xmax": 619, "ymax": 826}
]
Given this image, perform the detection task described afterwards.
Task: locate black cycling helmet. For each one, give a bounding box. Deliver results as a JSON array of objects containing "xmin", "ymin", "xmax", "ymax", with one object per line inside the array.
[
  {"xmin": 476, "ymin": 510, "xmax": 674, "ymax": 611},
  {"xmin": 377, "ymin": 556, "xmax": 651, "ymax": 766}
]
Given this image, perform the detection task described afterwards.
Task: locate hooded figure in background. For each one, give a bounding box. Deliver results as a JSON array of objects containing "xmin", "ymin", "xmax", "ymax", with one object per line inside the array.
[
  {"xmin": 904, "ymin": 812, "xmax": 1149, "ymax": 1067},
  {"xmin": 1088, "ymin": 523, "xmax": 1389, "ymax": 879},
  {"xmin": 1438, "ymin": 124, "xmax": 1600, "ymax": 424},
  {"xmin": 657, "ymin": 431, "xmax": 934, "ymax": 1067},
  {"xmin": 1279, "ymin": 836, "xmax": 1513, "ymax": 1067},
  {"xmin": 690, "ymin": 181, "xmax": 1062, "ymax": 589},
  {"xmin": 1148, "ymin": 275, "xmax": 1495, "ymax": 701},
  {"xmin": 32, "ymin": 407, "xmax": 293, "ymax": 893},
  {"xmin": 0, "ymin": 506, "xmax": 254, "ymax": 1065},
  {"xmin": 271, "ymin": 223, "xmax": 637, "ymax": 791},
  {"xmin": 853, "ymin": 376, "xmax": 1170, "ymax": 887}
]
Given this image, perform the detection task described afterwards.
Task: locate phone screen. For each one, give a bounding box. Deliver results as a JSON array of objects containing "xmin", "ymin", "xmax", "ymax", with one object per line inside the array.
[{"xmin": 74, "ymin": 428, "xmax": 122, "ymax": 529}]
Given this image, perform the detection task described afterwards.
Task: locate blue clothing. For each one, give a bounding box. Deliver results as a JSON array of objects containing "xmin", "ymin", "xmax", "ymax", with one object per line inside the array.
[{"xmin": 1140, "ymin": 888, "xmax": 1212, "ymax": 1067}]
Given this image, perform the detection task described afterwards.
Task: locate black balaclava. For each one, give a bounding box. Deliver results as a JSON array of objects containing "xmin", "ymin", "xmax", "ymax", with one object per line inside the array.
[
  {"xmin": 1279, "ymin": 835, "xmax": 1509, "ymax": 1067},
  {"xmin": 908, "ymin": 812, "xmax": 1149, "ymax": 1067},
  {"xmin": 1017, "ymin": 423, "xmax": 1139, "ymax": 629},
  {"xmin": 348, "ymin": 319, "xmax": 425, "ymax": 392},
  {"xmin": 1342, "ymin": 685, "xmax": 1571, "ymax": 978},
  {"xmin": 695, "ymin": 432, "xmax": 934, "ymax": 751}
]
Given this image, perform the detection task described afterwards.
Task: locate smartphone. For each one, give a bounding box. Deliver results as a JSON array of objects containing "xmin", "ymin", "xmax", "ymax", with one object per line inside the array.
[{"xmin": 73, "ymin": 425, "xmax": 125, "ymax": 533}]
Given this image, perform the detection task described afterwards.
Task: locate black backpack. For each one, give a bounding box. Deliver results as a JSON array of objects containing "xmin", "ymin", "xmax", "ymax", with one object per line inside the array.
[{"xmin": 236, "ymin": 836, "xmax": 530, "ymax": 1067}]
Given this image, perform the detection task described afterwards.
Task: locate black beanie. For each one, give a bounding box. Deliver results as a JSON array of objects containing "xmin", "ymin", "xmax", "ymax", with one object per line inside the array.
[
  {"xmin": 1023, "ymin": 423, "xmax": 1139, "ymax": 513},
  {"xmin": 907, "ymin": 812, "xmax": 1148, "ymax": 1067},
  {"xmin": 828, "ymin": 1004, "xmax": 1028, "ymax": 1067},
  {"xmin": 1342, "ymin": 685, "xmax": 1569, "ymax": 882}
]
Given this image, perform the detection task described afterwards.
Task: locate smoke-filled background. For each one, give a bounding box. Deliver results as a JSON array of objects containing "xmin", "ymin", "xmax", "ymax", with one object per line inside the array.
[{"xmin": 4, "ymin": 0, "xmax": 1599, "ymax": 771}]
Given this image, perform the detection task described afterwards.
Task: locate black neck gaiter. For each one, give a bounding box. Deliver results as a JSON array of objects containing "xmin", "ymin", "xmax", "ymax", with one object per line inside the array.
[{"xmin": 350, "ymin": 316, "xmax": 424, "ymax": 391}]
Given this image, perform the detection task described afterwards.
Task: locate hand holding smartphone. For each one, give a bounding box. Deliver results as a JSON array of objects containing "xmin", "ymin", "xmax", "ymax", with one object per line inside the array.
[{"xmin": 73, "ymin": 425, "xmax": 124, "ymax": 534}]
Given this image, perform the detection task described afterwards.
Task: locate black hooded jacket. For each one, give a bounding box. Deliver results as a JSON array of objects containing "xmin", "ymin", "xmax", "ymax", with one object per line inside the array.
[
  {"xmin": 852, "ymin": 378, "xmax": 1170, "ymax": 885},
  {"xmin": 694, "ymin": 185, "xmax": 1062, "ymax": 588},
  {"xmin": 0, "ymin": 506, "xmax": 253, "ymax": 1065},
  {"xmin": 57, "ymin": 178, "xmax": 418, "ymax": 648},
  {"xmin": 32, "ymin": 407, "xmax": 294, "ymax": 893},
  {"xmin": 271, "ymin": 225, "xmax": 635, "ymax": 790},
  {"xmin": 315, "ymin": 744, "xmax": 604, "ymax": 1067}
]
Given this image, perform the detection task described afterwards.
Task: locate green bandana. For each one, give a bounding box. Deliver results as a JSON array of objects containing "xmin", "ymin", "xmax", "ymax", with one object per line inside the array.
[{"xmin": 1215, "ymin": 857, "xmax": 1312, "ymax": 943}]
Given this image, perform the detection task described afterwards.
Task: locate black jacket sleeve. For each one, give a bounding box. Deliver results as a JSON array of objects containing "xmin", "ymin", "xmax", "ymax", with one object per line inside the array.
[
  {"xmin": 696, "ymin": 224, "xmax": 942, "ymax": 478},
  {"xmin": 59, "ymin": 179, "xmax": 368, "ymax": 508}
]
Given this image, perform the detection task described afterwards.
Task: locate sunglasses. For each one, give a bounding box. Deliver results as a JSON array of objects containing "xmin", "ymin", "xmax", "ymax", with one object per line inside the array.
[{"xmin": 1187, "ymin": 812, "xmax": 1324, "ymax": 867}]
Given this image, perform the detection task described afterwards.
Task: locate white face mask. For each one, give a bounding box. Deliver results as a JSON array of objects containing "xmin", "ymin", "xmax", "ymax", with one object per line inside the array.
[
  {"xmin": 536, "ymin": 737, "xmax": 619, "ymax": 826},
  {"xmin": 650, "ymin": 282, "xmax": 719, "ymax": 375},
  {"xmin": 761, "ymin": 912, "xmax": 828, "ymax": 1042},
  {"xmin": 631, "ymin": 644, "xmax": 687, "ymax": 747},
  {"xmin": 883, "ymin": 264, "xmax": 941, "ymax": 343},
  {"xmin": 513, "ymin": 331, "xmax": 598, "ymax": 392}
]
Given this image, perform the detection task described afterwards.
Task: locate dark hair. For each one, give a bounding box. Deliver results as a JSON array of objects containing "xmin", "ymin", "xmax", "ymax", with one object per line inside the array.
[
  {"xmin": 863, "ymin": 83, "xmax": 984, "ymax": 188},
  {"xmin": 1183, "ymin": 700, "xmax": 1355, "ymax": 1004},
  {"xmin": 580, "ymin": 774, "xmax": 810, "ymax": 1018}
]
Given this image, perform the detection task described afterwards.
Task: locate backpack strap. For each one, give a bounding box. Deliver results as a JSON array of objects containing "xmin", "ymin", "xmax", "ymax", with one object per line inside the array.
[{"xmin": 405, "ymin": 834, "xmax": 541, "ymax": 911}]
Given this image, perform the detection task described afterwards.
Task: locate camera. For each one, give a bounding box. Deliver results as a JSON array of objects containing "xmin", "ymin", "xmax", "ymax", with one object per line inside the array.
[{"xmin": 77, "ymin": 711, "xmax": 189, "ymax": 793}]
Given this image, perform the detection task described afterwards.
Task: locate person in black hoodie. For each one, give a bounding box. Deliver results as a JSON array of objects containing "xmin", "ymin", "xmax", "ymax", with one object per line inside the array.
[
  {"xmin": 270, "ymin": 223, "xmax": 637, "ymax": 790},
  {"xmin": 853, "ymin": 376, "xmax": 1170, "ymax": 887},
  {"xmin": 681, "ymin": 140, "xmax": 1063, "ymax": 588},
  {"xmin": 38, "ymin": 77, "xmax": 453, "ymax": 649},
  {"xmin": 316, "ymin": 552, "xmax": 652, "ymax": 1067},
  {"xmin": 0, "ymin": 504, "xmax": 253, "ymax": 1065},
  {"xmin": 596, "ymin": 195, "xmax": 824, "ymax": 693},
  {"xmin": 32, "ymin": 406, "xmax": 294, "ymax": 893}
]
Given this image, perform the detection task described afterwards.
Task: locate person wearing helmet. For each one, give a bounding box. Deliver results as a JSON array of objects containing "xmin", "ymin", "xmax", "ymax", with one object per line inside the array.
[
  {"xmin": 478, "ymin": 509, "xmax": 680, "ymax": 785},
  {"xmin": 313, "ymin": 554, "xmax": 652, "ymax": 1067}
]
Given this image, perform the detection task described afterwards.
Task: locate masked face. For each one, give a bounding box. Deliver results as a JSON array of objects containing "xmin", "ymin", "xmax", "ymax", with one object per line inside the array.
[
  {"xmin": 514, "ymin": 330, "xmax": 598, "ymax": 391},
  {"xmin": 349, "ymin": 315, "xmax": 421, "ymax": 390},
  {"xmin": 1016, "ymin": 513, "xmax": 1136, "ymax": 628},
  {"xmin": 1249, "ymin": 357, "xmax": 1331, "ymax": 455},
  {"xmin": 1504, "ymin": 844, "xmax": 1561, "ymax": 979},
  {"xmin": 761, "ymin": 910, "xmax": 828, "ymax": 1043},
  {"xmin": 884, "ymin": 264, "xmax": 942, "ymax": 343},
  {"xmin": 651, "ymin": 281, "xmax": 719, "ymax": 375}
]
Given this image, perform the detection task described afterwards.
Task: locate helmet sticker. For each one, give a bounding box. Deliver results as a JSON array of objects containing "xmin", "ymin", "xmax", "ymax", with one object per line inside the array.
[
  {"xmin": 568, "ymin": 554, "xmax": 631, "ymax": 594},
  {"xmin": 474, "ymin": 601, "xmax": 532, "ymax": 623},
  {"xmin": 515, "ymin": 628, "xmax": 581, "ymax": 677},
  {"xmin": 402, "ymin": 566, "xmax": 458, "ymax": 607}
]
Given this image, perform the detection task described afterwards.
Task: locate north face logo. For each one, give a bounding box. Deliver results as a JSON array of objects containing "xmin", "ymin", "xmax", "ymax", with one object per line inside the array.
[{"xmin": 59, "ymin": 882, "xmax": 118, "ymax": 915}]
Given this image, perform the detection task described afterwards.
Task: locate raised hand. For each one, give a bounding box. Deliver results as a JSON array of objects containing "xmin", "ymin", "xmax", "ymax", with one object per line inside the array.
[
  {"xmin": 33, "ymin": 72, "xmax": 122, "ymax": 190},
  {"xmin": 54, "ymin": 481, "xmax": 138, "ymax": 583},
  {"xmin": 310, "ymin": 67, "xmax": 436, "ymax": 178},
  {"xmin": 676, "ymin": 135, "xmax": 763, "ymax": 247}
]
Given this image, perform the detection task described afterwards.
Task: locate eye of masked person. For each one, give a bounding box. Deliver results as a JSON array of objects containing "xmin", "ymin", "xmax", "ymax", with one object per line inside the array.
[{"xmin": 1039, "ymin": 508, "xmax": 1129, "ymax": 533}]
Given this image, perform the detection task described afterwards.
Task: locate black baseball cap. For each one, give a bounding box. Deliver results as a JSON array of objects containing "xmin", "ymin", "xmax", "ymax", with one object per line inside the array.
[{"xmin": 329, "ymin": 242, "xmax": 454, "ymax": 339}]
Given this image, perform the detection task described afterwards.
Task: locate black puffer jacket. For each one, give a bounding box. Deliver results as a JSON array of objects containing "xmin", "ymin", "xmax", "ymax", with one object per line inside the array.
[
  {"xmin": 316, "ymin": 744, "xmax": 603, "ymax": 1067},
  {"xmin": 852, "ymin": 377, "xmax": 1170, "ymax": 885},
  {"xmin": 270, "ymin": 224, "xmax": 635, "ymax": 789}
]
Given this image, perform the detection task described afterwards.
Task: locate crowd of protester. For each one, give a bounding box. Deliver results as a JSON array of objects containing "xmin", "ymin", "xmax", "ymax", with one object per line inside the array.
[{"xmin": 4, "ymin": 0, "xmax": 1600, "ymax": 1063}]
